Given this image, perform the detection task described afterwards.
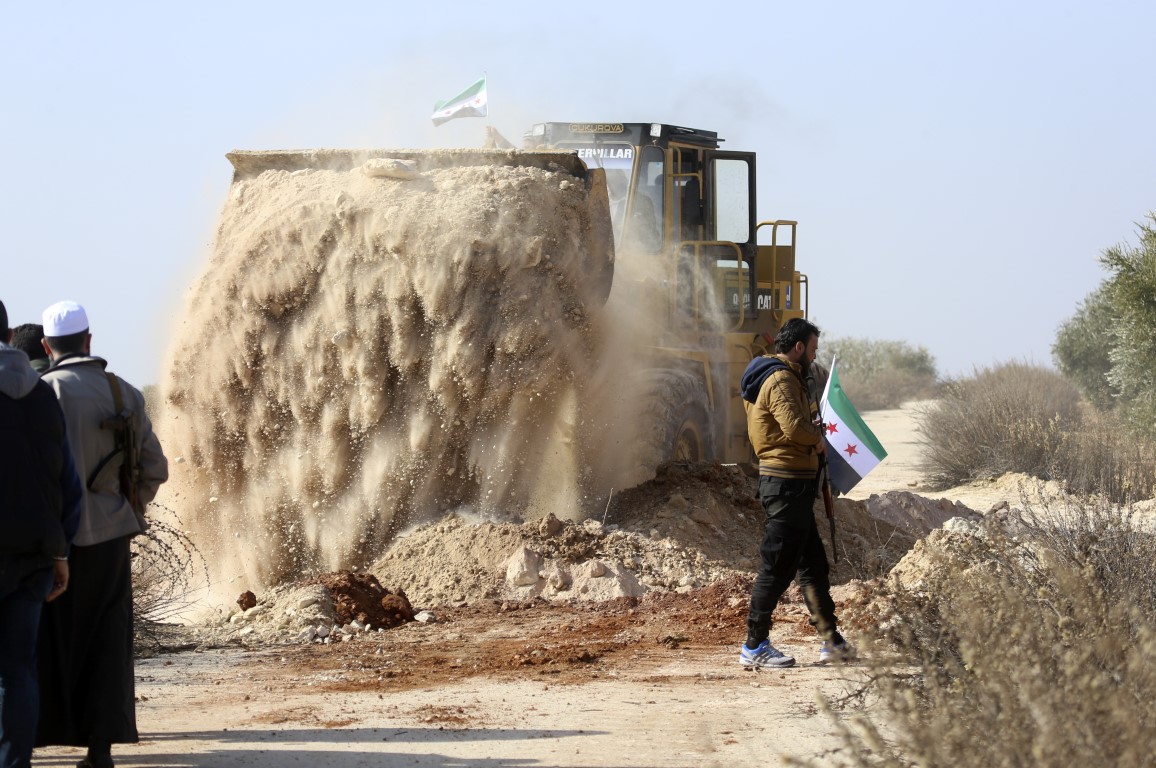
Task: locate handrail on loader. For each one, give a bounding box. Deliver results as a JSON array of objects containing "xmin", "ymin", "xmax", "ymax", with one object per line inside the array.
[{"xmin": 756, "ymin": 220, "xmax": 798, "ymax": 323}]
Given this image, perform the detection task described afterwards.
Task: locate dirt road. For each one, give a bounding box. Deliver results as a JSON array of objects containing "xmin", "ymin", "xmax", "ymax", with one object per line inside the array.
[{"xmin": 34, "ymin": 402, "xmax": 998, "ymax": 768}]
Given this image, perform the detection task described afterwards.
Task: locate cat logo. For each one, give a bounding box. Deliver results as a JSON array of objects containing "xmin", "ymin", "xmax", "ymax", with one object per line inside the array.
[{"xmin": 756, "ymin": 293, "xmax": 775, "ymax": 311}]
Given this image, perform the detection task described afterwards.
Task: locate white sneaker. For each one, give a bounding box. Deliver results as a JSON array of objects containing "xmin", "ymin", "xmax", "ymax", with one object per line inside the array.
[
  {"xmin": 819, "ymin": 638, "xmax": 855, "ymax": 664},
  {"xmin": 739, "ymin": 639, "xmax": 796, "ymax": 668}
]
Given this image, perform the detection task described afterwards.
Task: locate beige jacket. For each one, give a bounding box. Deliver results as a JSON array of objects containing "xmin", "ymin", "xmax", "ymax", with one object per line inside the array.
[
  {"xmin": 744, "ymin": 355, "xmax": 824, "ymax": 479},
  {"xmin": 42, "ymin": 355, "xmax": 168, "ymax": 546}
]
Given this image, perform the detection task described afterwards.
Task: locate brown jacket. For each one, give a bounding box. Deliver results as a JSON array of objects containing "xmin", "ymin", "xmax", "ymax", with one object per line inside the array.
[{"xmin": 744, "ymin": 355, "xmax": 824, "ymax": 478}]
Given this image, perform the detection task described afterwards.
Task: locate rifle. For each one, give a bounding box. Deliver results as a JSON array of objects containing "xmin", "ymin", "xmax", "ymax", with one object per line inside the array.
[{"xmin": 817, "ymin": 434, "xmax": 838, "ymax": 564}]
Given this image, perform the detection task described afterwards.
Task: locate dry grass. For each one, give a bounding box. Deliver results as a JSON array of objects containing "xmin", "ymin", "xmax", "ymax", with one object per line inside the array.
[
  {"xmin": 813, "ymin": 488, "xmax": 1156, "ymax": 767},
  {"xmin": 1052, "ymin": 408, "xmax": 1156, "ymax": 503}
]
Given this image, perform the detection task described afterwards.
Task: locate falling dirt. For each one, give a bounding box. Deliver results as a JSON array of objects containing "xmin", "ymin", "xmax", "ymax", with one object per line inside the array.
[{"xmin": 158, "ymin": 151, "xmax": 679, "ymax": 590}]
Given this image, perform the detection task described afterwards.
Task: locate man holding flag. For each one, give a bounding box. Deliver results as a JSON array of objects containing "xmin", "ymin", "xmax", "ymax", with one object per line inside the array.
[{"xmin": 737, "ymin": 318, "xmax": 853, "ymax": 668}]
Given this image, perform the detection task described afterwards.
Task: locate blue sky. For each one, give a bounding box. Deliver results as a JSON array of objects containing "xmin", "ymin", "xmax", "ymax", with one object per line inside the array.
[{"xmin": 2, "ymin": 1, "xmax": 1152, "ymax": 385}]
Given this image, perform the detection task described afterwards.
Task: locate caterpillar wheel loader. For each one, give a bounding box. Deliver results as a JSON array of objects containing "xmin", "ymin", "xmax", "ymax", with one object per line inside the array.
[
  {"xmin": 527, "ymin": 122, "xmax": 810, "ymax": 465},
  {"xmin": 225, "ymin": 124, "xmax": 809, "ymax": 471}
]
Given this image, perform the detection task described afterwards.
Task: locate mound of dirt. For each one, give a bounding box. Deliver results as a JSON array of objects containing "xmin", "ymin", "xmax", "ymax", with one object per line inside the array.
[
  {"xmin": 367, "ymin": 462, "xmax": 969, "ymax": 608},
  {"xmin": 185, "ymin": 460, "xmax": 987, "ymax": 649}
]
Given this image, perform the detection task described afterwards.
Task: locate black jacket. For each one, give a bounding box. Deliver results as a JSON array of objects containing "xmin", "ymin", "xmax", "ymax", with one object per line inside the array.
[{"xmin": 0, "ymin": 343, "xmax": 82, "ymax": 595}]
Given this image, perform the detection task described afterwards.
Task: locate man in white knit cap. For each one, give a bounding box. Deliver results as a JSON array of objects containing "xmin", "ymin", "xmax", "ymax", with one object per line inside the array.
[{"xmin": 35, "ymin": 301, "xmax": 168, "ymax": 768}]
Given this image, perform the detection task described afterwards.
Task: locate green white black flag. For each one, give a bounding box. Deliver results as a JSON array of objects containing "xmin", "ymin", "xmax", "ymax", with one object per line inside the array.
[
  {"xmin": 819, "ymin": 358, "xmax": 887, "ymax": 494},
  {"xmin": 432, "ymin": 76, "xmax": 488, "ymax": 126}
]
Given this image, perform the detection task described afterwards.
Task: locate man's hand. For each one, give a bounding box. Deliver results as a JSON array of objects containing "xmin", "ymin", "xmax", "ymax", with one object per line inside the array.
[
  {"xmin": 47, "ymin": 559, "xmax": 69, "ymax": 602},
  {"xmin": 816, "ymin": 438, "xmax": 827, "ymax": 457}
]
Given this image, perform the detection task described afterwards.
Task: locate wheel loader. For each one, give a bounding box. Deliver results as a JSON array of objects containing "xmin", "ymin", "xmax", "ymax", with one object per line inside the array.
[
  {"xmin": 524, "ymin": 121, "xmax": 809, "ymax": 465},
  {"xmin": 224, "ymin": 123, "xmax": 808, "ymax": 471}
]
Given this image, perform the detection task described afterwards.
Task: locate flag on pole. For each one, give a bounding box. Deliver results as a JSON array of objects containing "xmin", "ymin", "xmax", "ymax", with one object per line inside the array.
[
  {"xmin": 431, "ymin": 76, "xmax": 488, "ymax": 126},
  {"xmin": 819, "ymin": 358, "xmax": 887, "ymax": 494}
]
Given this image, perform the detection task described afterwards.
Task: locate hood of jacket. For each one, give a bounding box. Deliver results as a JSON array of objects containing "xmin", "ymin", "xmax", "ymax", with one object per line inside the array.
[
  {"xmin": 740, "ymin": 354, "xmax": 792, "ymax": 403},
  {"xmin": 0, "ymin": 343, "xmax": 40, "ymax": 399}
]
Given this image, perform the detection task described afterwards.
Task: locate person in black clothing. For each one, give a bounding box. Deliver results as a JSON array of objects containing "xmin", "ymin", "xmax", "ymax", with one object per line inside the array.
[{"xmin": 0, "ymin": 299, "xmax": 82, "ymax": 768}]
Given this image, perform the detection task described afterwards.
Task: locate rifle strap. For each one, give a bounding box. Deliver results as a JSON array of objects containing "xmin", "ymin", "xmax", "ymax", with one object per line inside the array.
[{"xmin": 106, "ymin": 372, "xmax": 125, "ymax": 416}]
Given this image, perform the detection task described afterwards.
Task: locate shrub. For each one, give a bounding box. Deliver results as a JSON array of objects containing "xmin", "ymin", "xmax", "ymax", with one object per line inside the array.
[
  {"xmin": 917, "ymin": 362, "xmax": 1082, "ymax": 488},
  {"xmin": 811, "ymin": 490, "xmax": 1156, "ymax": 768},
  {"xmin": 918, "ymin": 361, "xmax": 1156, "ymax": 503},
  {"xmin": 1052, "ymin": 408, "xmax": 1156, "ymax": 503},
  {"xmin": 819, "ymin": 338, "xmax": 938, "ymax": 411}
]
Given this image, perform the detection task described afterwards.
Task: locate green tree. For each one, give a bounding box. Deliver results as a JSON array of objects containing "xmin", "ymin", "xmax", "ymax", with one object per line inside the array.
[
  {"xmin": 1052, "ymin": 285, "xmax": 1118, "ymax": 409},
  {"xmin": 1101, "ymin": 215, "xmax": 1156, "ymax": 432},
  {"xmin": 1055, "ymin": 214, "xmax": 1156, "ymax": 435}
]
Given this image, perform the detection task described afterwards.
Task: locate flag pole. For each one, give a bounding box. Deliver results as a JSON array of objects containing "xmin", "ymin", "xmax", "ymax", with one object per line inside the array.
[{"xmin": 818, "ymin": 353, "xmax": 837, "ymax": 563}]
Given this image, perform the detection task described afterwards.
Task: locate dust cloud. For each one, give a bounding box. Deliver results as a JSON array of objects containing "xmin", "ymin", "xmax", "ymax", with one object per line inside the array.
[{"xmin": 160, "ymin": 150, "xmax": 669, "ymax": 586}]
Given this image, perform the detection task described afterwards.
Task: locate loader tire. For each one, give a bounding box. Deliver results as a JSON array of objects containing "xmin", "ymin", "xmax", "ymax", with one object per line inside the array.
[
  {"xmin": 669, "ymin": 403, "xmax": 710, "ymax": 462},
  {"xmin": 636, "ymin": 368, "xmax": 714, "ymax": 465}
]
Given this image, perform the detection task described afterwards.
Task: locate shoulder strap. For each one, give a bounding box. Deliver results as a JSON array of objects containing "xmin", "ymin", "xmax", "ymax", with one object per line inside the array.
[{"xmin": 106, "ymin": 372, "xmax": 125, "ymax": 414}]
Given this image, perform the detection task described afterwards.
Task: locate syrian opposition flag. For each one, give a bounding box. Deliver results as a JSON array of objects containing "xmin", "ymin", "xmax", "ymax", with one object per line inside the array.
[
  {"xmin": 819, "ymin": 358, "xmax": 887, "ymax": 494},
  {"xmin": 431, "ymin": 76, "xmax": 488, "ymax": 126}
]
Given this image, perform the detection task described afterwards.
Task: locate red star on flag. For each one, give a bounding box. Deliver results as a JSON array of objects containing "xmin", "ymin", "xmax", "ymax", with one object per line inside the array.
[
  {"xmin": 844, "ymin": 444, "xmax": 858, "ymax": 457},
  {"xmin": 826, "ymin": 422, "xmax": 839, "ymax": 435}
]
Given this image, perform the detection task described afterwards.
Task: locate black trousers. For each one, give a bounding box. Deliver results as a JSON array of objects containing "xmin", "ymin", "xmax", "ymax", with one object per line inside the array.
[
  {"xmin": 36, "ymin": 535, "xmax": 137, "ymax": 747},
  {"xmin": 746, "ymin": 477, "xmax": 838, "ymax": 644}
]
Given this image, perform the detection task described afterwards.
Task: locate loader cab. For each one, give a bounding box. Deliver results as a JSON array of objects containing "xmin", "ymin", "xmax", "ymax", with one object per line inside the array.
[
  {"xmin": 531, "ymin": 122, "xmax": 809, "ymax": 466},
  {"xmin": 530, "ymin": 122, "xmax": 798, "ymax": 334}
]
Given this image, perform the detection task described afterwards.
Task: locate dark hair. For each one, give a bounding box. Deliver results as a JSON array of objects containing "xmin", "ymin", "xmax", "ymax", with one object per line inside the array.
[
  {"xmin": 10, "ymin": 324, "xmax": 48, "ymax": 362},
  {"xmin": 44, "ymin": 331, "xmax": 89, "ymax": 356},
  {"xmin": 0, "ymin": 299, "xmax": 7, "ymax": 339},
  {"xmin": 774, "ymin": 318, "xmax": 820, "ymax": 354}
]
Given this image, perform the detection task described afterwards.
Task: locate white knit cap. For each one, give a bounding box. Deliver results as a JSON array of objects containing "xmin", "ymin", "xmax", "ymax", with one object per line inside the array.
[{"xmin": 42, "ymin": 301, "xmax": 90, "ymax": 337}]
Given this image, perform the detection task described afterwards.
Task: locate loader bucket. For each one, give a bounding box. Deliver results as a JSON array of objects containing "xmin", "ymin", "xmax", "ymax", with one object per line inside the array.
[{"xmin": 225, "ymin": 148, "xmax": 615, "ymax": 304}]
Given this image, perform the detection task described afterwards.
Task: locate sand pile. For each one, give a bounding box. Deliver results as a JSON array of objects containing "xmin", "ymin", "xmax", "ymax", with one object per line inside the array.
[{"xmin": 160, "ymin": 152, "xmax": 638, "ymax": 586}]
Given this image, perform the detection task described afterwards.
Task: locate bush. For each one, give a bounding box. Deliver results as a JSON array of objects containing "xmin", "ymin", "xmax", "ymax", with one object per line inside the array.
[
  {"xmin": 917, "ymin": 361, "xmax": 1156, "ymax": 503},
  {"xmin": 818, "ymin": 338, "xmax": 938, "ymax": 412},
  {"xmin": 1052, "ymin": 408, "xmax": 1156, "ymax": 503},
  {"xmin": 814, "ymin": 491, "xmax": 1156, "ymax": 768},
  {"xmin": 917, "ymin": 362, "xmax": 1082, "ymax": 488}
]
